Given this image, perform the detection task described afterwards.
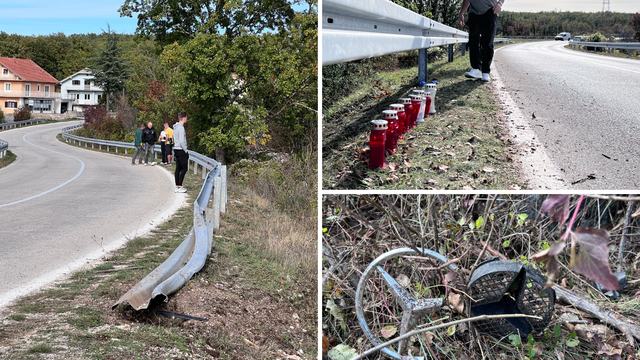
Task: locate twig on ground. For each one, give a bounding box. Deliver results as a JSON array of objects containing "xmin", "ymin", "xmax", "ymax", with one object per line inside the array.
[{"xmin": 618, "ymin": 200, "xmax": 635, "ymax": 272}]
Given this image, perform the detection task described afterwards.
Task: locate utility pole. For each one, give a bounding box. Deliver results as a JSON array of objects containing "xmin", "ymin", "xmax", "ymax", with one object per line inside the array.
[{"xmin": 602, "ymin": 0, "xmax": 610, "ymax": 31}]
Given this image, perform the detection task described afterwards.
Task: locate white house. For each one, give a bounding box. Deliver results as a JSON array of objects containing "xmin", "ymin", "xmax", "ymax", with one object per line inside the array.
[{"xmin": 59, "ymin": 68, "xmax": 104, "ymax": 113}]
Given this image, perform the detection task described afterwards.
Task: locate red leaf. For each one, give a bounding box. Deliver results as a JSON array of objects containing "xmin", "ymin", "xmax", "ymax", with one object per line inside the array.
[
  {"xmin": 541, "ymin": 195, "xmax": 571, "ymax": 228},
  {"xmin": 570, "ymin": 228, "xmax": 619, "ymax": 291},
  {"xmin": 530, "ymin": 241, "xmax": 566, "ymax": 286}
]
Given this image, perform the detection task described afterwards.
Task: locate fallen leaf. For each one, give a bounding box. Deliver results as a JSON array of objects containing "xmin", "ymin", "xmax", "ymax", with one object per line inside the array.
[
  {"xmin": 326, "ymin": 299, "xmax": 344, "ymax": 323},
  {"xmin": 388, "ymin": 162, "xmax": 399, "ymax": 172},
  {"xmin": 327, "ymin": 344, "xmax": 358, "ymax": 360},
  {"xmin": 447, "ymin": 325, "xmax": 456, "ymax": 336},
  {"xmin": 404, "ymin": 159, "xmax": 413, "ymax": 167},
  {"xmin": 444, "ymin": 271, "xmax": 457, "ymax": 284},
  {"xmin": 438, "ymin": 164, "xmax": 449, "ymax": 172},
  {"xmin": 446, "ymin": 152, "xmax": 456, "ymax": 157},
  {"xmin": 448, "ymin": 292, "xmax": 464, "ymax": 314},
  {"xmin": 396, "ymin": 274, "xmax": 410, "ymax": 288},
  {"xmin": 380, "ymin": 325, "xmax": 397, "ymax": 338},
  {"xmin": 482, "ymin": 167, "xmax": 494, "ymax": 173}
]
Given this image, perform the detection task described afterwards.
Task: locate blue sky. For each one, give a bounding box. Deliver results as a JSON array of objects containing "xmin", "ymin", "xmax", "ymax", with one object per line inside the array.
[{"xmin": 0, "ymin": 0, "xmax": 313, "ymax": 36}]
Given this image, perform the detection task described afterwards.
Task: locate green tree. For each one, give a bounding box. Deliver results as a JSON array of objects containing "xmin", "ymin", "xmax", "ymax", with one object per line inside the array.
[
  {"xmin": 90, "ymin": 27, "xmax": 129, "ymax": 112},
  {"xmin": 631, "ymin": 13, "xmax": 640, "ymax": 41},
  {"xmin": 119, "ymin": 0, "xmax": 295, "ymax": 45}
]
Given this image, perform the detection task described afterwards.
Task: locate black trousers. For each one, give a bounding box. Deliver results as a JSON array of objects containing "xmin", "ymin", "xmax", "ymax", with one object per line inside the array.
[
  {"xmin": 160, "ymin": 142, "xmax": 167, "ymax": 163},
  {"xmin": 174, "ymin": 149, "xmax": 189, "ymax": 186},
  {"xmin": 468, "ymin": 9, "xmax": 499, "ymax": 74}
]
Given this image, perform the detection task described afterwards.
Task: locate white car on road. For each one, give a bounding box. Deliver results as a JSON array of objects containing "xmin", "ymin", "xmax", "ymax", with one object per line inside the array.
[{"xmin": 555, "ymin": 32, "xmax": 571, "ymax": 41}]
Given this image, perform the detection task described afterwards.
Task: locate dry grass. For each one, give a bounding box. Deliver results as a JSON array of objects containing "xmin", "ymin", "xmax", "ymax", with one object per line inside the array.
[{"xmin": 322, "ymin": 194, "xmax": 640, "ymax": 359}]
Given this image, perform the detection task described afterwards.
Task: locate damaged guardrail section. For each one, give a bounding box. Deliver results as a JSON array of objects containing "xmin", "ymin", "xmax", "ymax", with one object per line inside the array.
[{"xmin": 59, "ymin": 124, "xmax": 228, "ymax": 310}]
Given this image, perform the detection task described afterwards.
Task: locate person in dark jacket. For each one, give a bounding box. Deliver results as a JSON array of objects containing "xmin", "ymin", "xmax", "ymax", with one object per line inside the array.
[
  {"xmin": 142, "ymin": 122, "xmax": 158, "ymax": 166},
  {"xmin": 131, "ymin": 123, "xmax": 146, "ymax": 165}
]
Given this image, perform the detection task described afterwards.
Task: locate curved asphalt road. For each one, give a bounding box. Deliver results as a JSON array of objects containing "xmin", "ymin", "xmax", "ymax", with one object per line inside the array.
[
  {"xmin": 0, "ymin": 121, "xmax": 182, "ymax": 309},
  {"xmin": 493, "ymin": 41, "xmax": 640, "ymax": 189}
]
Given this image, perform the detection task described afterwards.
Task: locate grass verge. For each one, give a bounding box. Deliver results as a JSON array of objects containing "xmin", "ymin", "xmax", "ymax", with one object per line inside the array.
[
  {"xmin": 0, "ymin": 137, "xmax": 317, "ymax": 359},
  {"xmin": 322, "ymin": 53, "xmax": 524, "ymax": 190},
  {"xmin": 0, "ymin": 150, "xmax": 16, "ymax": 170}
]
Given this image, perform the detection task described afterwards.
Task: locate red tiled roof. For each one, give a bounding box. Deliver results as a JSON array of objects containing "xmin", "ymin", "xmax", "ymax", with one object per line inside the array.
[{"xmin": 0, "ymin": 57, "xmax": 58, "ymax": 83}]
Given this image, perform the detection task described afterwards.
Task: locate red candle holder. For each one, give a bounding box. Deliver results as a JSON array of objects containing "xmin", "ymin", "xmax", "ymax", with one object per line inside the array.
[
  {"xmin": 369, "ymin": 120, "xmax": 388, "ymax": 170},
  {"xmin": 382, "ymin": 110, "xmax": 398, "ymax": 155},
  {"xmin": 409, "ymin": 94, "xmax": 422, "ymax": 128},
  {"xmin": 389, "ymin": 104, "xmax": 406, "ymax": 141},
  {"xmin": 399, "ymin": 98, "xmax": 413, "ymax": 134},
  {"xmin": 412, "ymin": 89, "xmax": 426, "ymax": 124}
]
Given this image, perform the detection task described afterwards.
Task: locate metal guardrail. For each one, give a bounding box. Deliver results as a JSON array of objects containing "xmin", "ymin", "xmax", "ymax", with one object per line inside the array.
[
  {"xmin": 0, "ymin": 139, "xmax": 7, "ymax": 159},
  {"xmin": 569, "ymin": 41, "xmax": 640, "ymax": 54},
  {"xmin": 58, "ymin": 124, "xmax": 228, "ymax": 310},
  {"xmin": 61, "ymin": 124, "xmax": 219, "ymax": 180},
  {"xmin": 322, "ymin": 0, "xmax": 469, "ymax": 65},
  {"xmin": 0, "ymin": 118, "xmax": 47, "ymax": 130}
]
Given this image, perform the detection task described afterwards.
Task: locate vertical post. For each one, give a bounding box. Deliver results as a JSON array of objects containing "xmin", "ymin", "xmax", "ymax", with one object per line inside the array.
[
  {"xmin": 461, "ymin": 43, "xmax": 466, "ymax": 56},
  {"xmin": 194, "ymin": 162, "xmax": 198, "ymax": 175},
  {"xmin": 418, "ymin": 48, "xmax": 428, "ymax": 83},
  {"xmin": 204, "ymin": 208, "xmax": 214, "ymax": 252},
  {"xmin": 448, "ymin": 44, "xmax": 454, "ymax": 62},
  {"xmin": 115, "ymin": 146, "xmax": 118, "ymax": 153},
  {"xmin": 212, "ymin": 177, "xmax": 222, "ymax": 231},
  {"xmin": 202, "ymin": 168, "xmax": 207, "ymax": 180},
  {"xmin": 221, "ymin": 165, "xmax": 227, "ymax": 214}
]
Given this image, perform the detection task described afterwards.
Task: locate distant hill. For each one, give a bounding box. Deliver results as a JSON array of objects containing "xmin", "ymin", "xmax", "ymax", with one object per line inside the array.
[{"xmin": 498, "ymin": 11, "xmax": 635, "ymax": 39}]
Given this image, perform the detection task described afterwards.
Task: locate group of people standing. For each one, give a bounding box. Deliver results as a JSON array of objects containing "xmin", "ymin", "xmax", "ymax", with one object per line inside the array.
[{"xmin": 132, "ymin": 112, "xmax": 190, "ymax": 193}]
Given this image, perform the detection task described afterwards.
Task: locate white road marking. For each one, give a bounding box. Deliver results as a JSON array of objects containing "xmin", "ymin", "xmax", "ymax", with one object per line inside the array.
[{"xmin": 0, "ymin": 130, "xmax": 86, "ymax": 208}]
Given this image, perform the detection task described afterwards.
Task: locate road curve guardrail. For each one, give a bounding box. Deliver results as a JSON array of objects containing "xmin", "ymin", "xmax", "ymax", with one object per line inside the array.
[
  {"xmin": 0, "ymin": 118, "xmax": 47, "ymax": 130},
  {"xmin": 570, "ymin": 41, "xmax": 640, "ymax": 53},
  {"xmin": 322, "ymin": 0, "xmax": 469, "ymax": 65},
  {"xmin": 59, "ymin": 124, "xmax": 228, "ymax": 310}
]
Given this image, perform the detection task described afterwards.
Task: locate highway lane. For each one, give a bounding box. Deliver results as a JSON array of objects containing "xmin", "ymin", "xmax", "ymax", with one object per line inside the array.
[
  {"xmin": 0, "ymin": 121, "xmax": 183, "ymax": 308},
  {"xmin": 493, "ymin": 41, "xmax": 640, "ymax": 189}
]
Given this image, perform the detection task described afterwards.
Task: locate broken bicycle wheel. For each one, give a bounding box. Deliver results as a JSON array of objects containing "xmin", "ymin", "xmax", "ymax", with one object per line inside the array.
[{"xmin": 355, "ymin": 247, "xmax": 457, "ymax": 359}]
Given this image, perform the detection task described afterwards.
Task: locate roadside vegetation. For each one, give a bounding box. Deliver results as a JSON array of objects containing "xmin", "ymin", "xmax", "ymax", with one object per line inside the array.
[
  {"xmin": 323, "ymin": 194, "xmax": 640, "ymax": 359},
  {"xmin": 322, "ymin": 50, "xmax": 524, "ymax": 190},
  {"xmin": 0, "ymin": 150, "xmax": 16, "ymax": 169}
]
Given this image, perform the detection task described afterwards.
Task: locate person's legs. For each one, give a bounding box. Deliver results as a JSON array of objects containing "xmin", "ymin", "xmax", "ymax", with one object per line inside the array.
[
  {"xmin": 131, "ymin": 145, "xmax": 140, "ymax": 164},
  {"xmin": 144, "ymin": 143, "xmax": 153, "ymax": 164},
  {"xmin": 166, "ymin": 145, "xmax": 173, "ymax": 165},
  {"xmin": 161, "ymin": 143, "xmax": 167, "ymax": 164},
  {"xmin": 479, "ymin": 11, "xmax": 499, "ymax": 74},
  {"xmin": 467, "ymin": 13, "xmax": 482, "ymax": 71},
  {"xmin": 174, "ymin": 149, "xmax": 189, "ymax": 187}
]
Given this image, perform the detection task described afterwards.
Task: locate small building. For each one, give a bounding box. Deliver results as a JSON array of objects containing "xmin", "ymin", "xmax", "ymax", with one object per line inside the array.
[
  {"xmin": 0, "ymin": 57, "xmax": 63, "ymax": 116},
  {"xmin": 59, "ymin": 68, "xmax": 104, "ymax": 113}
]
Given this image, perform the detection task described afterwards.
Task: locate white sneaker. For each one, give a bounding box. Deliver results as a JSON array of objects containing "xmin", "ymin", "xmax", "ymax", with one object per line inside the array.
[
  {"xmin": 481, "ymin": 73, "xmax": 490, "ymax": 82},
  {"xmin": 464, "ymin": 68, "xmax": 482, "ymax": 79},
  {"xmin": 175, "ymin": 187, "xmax": 187, "ymax": 193},
  {"xmin": 150, "ymin": 162, "xmax": 157, "ymax": 166}
]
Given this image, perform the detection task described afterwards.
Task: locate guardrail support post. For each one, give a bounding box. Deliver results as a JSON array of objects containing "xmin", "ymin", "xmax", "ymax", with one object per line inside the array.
[
  {"xmin": 628, "ymin": 49, "xmax": 631, "ymax": 57},
  {"xmin": 194, "ymin": 162, "xmax": 198, "ymax": 175},
  {"xmin": 202, "ymin": 169, "xmax": 207, "ymax": 180},
  {"xmin": 204, "ymin": 208, "xmax": 214, "ymax": 252},
  {"xmin": 212, "ymin": 177, "xmax": 222, "ymax": 231},
  {"xmin": 448, "ymin": 44, "xmax": 454, "ymax": 62},
  {"xmin": 418, "ymin": 48, "xmax": 428, "ymax": 83},
  {"xmin": 461, "ymin": 43, "xmax": 465, "ymax": 56},
  {"xmin": 221, "ymin": 165, "xmax": 227, "ymax": 214}
]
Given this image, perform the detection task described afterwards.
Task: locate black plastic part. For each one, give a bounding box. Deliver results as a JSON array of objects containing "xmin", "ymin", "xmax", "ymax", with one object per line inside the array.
[{"xmin": 468, "ymin": 260, "xmax": 555, "ymax": 339}]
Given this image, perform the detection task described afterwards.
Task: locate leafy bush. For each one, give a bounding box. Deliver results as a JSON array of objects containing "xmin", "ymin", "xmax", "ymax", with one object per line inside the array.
[
  {"xmin": 77, "ymin": 104, "xmax": 127, "ymax": 141},
  {"xmin": 585, "ymin": 32, "xmax": 607, "ymax": 51},
  {"xmin": 83, "ymin": 105, "xmax": 107, "ymax": 127},
  {"xmin": 13, "ymin": 106, "xmax": 31, "ymax": 121},
  {"xmin": 231, "ymin": 149, "xmax": 317, "ymax": 227},
  {"xmin": 0, "ymin": 108, "xmax": 5, "ymax": 123}
]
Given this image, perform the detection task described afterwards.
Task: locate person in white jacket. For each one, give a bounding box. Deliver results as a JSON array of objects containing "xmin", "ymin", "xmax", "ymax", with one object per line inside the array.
[{"xmin": 173, "ymin": 112, "xmax": 189, "ymax": 193}]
